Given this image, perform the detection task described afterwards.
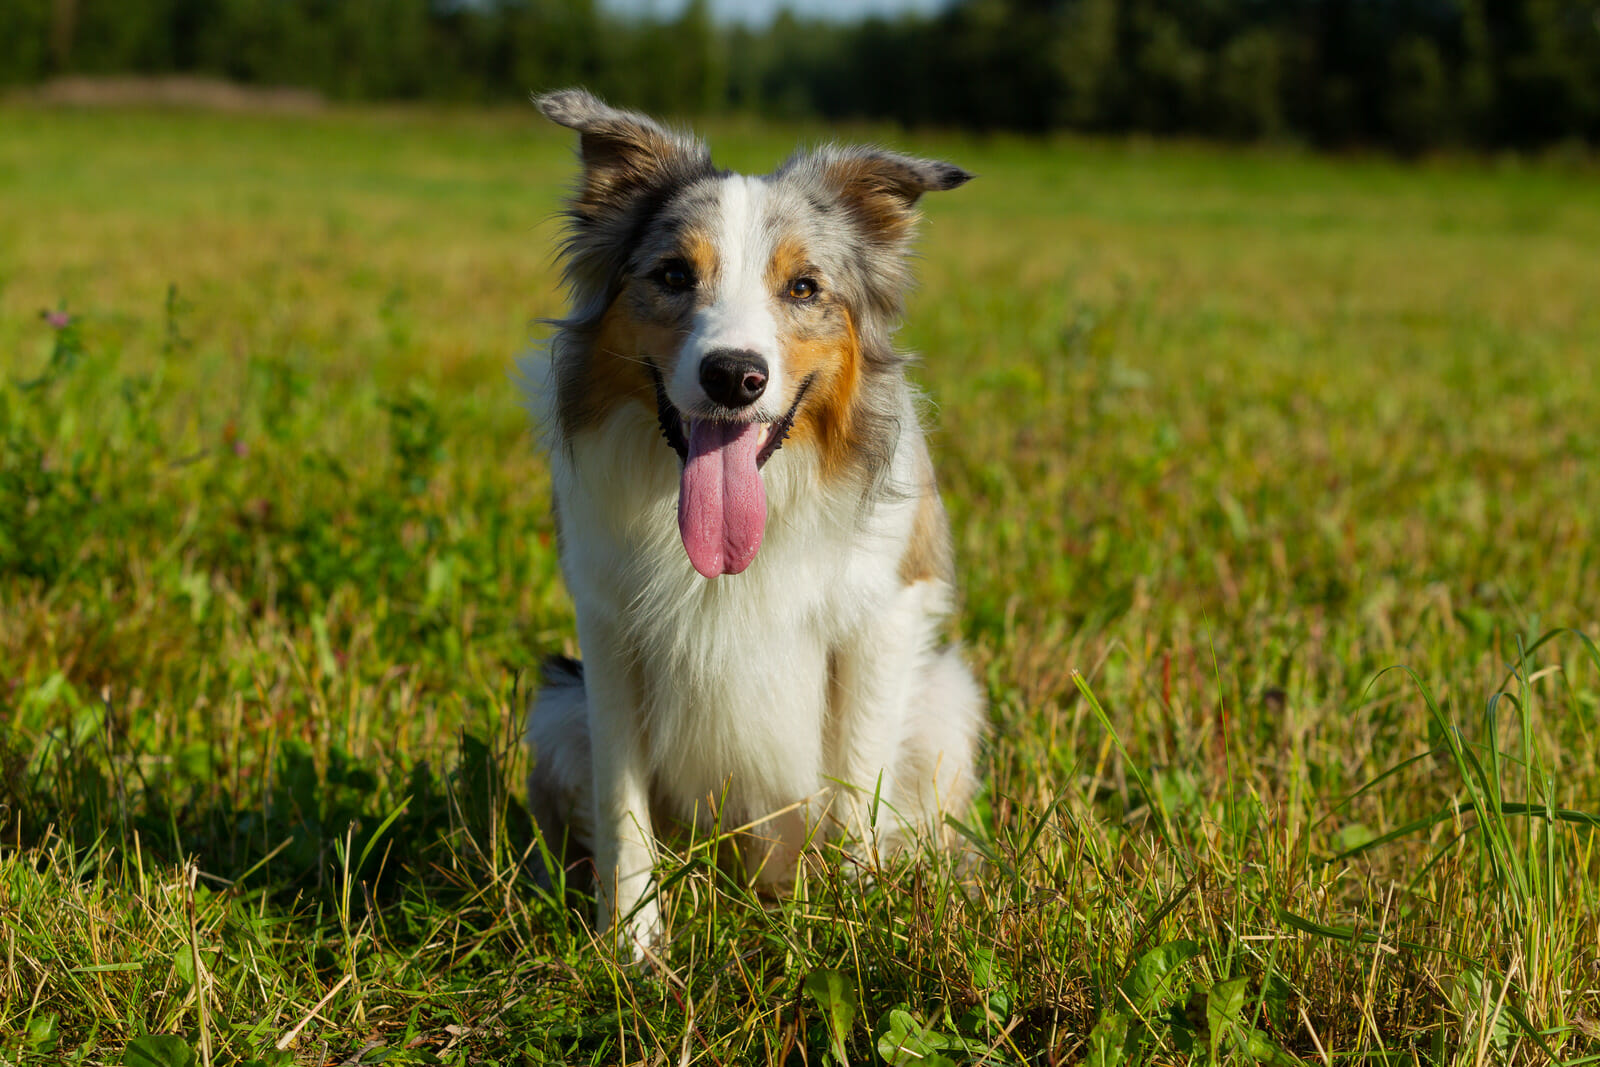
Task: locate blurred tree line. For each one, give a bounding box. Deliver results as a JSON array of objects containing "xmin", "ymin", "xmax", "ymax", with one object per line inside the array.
[{"xmin": 3, "ymin": 0, "xmax": 1597, "ymax": 151}]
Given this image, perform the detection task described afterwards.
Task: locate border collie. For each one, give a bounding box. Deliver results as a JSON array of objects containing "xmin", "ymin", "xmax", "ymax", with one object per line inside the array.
[{"xmin": 522, "ymin": 89, "xmax": 984, "ymax": 956}]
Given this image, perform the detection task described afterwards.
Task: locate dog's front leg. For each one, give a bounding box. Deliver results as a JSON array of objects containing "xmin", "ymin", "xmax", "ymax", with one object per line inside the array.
[{"xmin": 577, "ymin": 616, "xmax": 660, "ymax": 959}]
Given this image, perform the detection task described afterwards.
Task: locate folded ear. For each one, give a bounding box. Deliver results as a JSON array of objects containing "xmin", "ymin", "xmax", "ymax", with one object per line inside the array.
[
  {"xmin": 535, "ymin": 88, "xmax": 713, "ymax": 218},
  {"xmin": 805, "ymin": 146, "xmax": 972, "ymax": 245}
]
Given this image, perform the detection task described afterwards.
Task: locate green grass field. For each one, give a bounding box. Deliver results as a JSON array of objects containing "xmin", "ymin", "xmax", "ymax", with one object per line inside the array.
[{"xmin": 2, "ymin": 102, "xmax": 1598, "ymax": 1065}]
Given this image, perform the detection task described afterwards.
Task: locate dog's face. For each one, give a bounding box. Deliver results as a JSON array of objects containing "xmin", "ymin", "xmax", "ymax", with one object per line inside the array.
[
  {"xmin": 607, "ymin": 174, "xmax": 848, "ymax": 456},
  {"xmin": 539, "ymin": 90, "xmax": 968, "ymax": 578}
]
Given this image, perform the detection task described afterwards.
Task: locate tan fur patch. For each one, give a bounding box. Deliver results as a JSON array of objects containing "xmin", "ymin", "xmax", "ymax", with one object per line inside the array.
[
  {"xmin": 682, "ymin": 228, "xmax": 718, "ymax": 288},
  {"xmin": 766, "ymin": 236, "xmax": 812, "ymax": 294},
  {"xmin": 560, "ymin": 291, "xmax": 672, "ymax": 436},
  {"xmin": 899, "ymin": 477, "xmax": 953, "ymax": 585},
  {"xmin": 783, "ymin": 311, "xmax": 863, "ymax": 480}
]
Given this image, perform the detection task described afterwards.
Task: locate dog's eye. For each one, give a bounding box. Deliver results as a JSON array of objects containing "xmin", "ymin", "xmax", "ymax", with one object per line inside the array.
[
  {"xmin": 787, "ymin": 278, "xmax": 819, "ymax": 301},
  {"xmin": 657, "ymin": 259, "xmax": 695, "ymax": 291}
]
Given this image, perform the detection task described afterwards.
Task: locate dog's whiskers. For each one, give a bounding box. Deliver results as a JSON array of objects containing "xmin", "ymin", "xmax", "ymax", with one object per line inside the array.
[{"xmin": 597, "ymin": 346, "xmax": 654, "ymax": 368}]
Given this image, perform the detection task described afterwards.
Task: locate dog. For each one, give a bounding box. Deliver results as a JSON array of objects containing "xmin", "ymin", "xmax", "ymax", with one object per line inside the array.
[{"xmin": 522, "ymin": 89, "xmax": 984, "ymax": 956}]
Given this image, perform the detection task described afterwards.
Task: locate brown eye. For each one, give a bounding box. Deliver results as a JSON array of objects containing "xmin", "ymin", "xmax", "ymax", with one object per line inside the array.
[
  {"xmin": 658, "ymin": 259, "xmax": 694, "ymax": 291},
  {"xmin": 788, "ymin": 277, "xmax": 819, "ymax": 301}
]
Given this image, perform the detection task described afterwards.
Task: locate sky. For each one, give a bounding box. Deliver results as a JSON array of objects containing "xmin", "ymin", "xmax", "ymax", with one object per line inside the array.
[{"xmin": 601, "ymin": 0, "xmax": 952, "ymax": 27}]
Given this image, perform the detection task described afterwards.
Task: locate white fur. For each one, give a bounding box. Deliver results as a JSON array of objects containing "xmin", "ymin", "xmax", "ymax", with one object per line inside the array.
[{"xmin": 667, "ymin": 177, "xmax": 787, "ymax": 420}]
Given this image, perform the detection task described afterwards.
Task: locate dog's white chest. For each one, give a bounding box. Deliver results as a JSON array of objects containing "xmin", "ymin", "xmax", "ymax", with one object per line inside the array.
[
  {"xmin": 553, "ymin": 407, "xmax": 890, "ymax": 821},
  {"xmin": 636, "ymin": 576, "xmax": 835, "ymax": 822}
]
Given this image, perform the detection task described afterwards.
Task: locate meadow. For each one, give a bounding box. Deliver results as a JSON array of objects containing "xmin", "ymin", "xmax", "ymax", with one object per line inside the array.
[{"xmin": 1, "ymin": 102, "xmax": 1597, "ymax": 1065}]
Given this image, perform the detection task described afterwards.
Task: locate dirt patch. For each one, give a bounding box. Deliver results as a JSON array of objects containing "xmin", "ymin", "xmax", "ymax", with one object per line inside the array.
[{"xmin": 13, "ymin": 75, "xmax": 324, "ymax": 113}]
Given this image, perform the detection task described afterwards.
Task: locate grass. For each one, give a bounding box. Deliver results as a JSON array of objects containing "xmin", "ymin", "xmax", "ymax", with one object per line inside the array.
[{"xmin": 1, "ymin": 102, "xmax": 1598, "ymax": 1065}]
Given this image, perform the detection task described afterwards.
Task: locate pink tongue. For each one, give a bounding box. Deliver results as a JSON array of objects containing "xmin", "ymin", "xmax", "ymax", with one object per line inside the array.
[{"xmin": 678, "ymin": 421, "xmax": 767, "ymax": 578}]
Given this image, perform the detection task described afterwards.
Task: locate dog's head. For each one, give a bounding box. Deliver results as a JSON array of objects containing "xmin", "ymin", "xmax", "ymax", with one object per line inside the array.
[{"xmin": 538, "ymin": 89, "xmax": 969, "ymax": 578}]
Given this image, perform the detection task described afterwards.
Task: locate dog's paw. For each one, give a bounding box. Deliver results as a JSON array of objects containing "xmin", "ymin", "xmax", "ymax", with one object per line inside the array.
[{"xmin": 601, "ymin": 899, "xmax": 663, "ymax": 965}]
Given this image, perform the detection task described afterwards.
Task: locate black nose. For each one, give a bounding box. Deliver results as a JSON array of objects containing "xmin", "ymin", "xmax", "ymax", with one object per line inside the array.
[{"xmin": 699, "ymin": 349, "xmax": 768, "ymax": 409}]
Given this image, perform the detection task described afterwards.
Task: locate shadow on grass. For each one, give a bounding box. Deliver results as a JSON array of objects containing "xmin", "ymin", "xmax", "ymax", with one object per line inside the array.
[{"xmin": 0, "ymin": 715, "xmax": 552, "ymax": 923}]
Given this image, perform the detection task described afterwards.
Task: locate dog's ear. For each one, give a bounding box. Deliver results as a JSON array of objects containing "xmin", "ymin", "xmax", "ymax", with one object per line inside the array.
[
  {"xmin": 536, "ymin": 89, "xmax": 712, "ymax": 219},
  {"xmin": 808, "ymin": 146, "xmax": 972, "ymax": 246}
]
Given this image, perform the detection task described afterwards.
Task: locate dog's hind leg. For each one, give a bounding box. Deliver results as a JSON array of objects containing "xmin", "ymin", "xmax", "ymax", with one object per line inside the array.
[
  {"xmin": 525, "ymin": 656, "xmax": 595, "ymax": 888},
  {"xmin": 893, "ymin": 643, "xmax": 984, "ymax": 845},
  {"xmin": 828, "ymin": 581, "xmax": 982, "ymax": 848}
]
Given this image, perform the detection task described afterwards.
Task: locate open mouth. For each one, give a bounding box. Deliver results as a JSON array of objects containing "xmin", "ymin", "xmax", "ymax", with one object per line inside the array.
[
  {"xmin": 653, "ymin": 370, "xmax": 813, "ymax": 470},
  {"xmin": 650, "ymin": 367, "xmax": 814, "ymax": 579}
]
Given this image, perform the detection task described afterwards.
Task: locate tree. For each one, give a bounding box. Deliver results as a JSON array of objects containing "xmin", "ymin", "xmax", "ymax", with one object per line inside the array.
[
  {"xmin": 1214, "ymin": 27, "xmax": 1286, "ymax": 138},
  {"xmin": 0, "ymin": 0, "xmax": 52, "ymax": 85},
  {"xmin": 1386, "ymin": 33, "xmax": 1452, "ymax": 152},
  {"xmin": 1054, "ymin": 0, "xmax": 1121, "ymax": 128}
]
